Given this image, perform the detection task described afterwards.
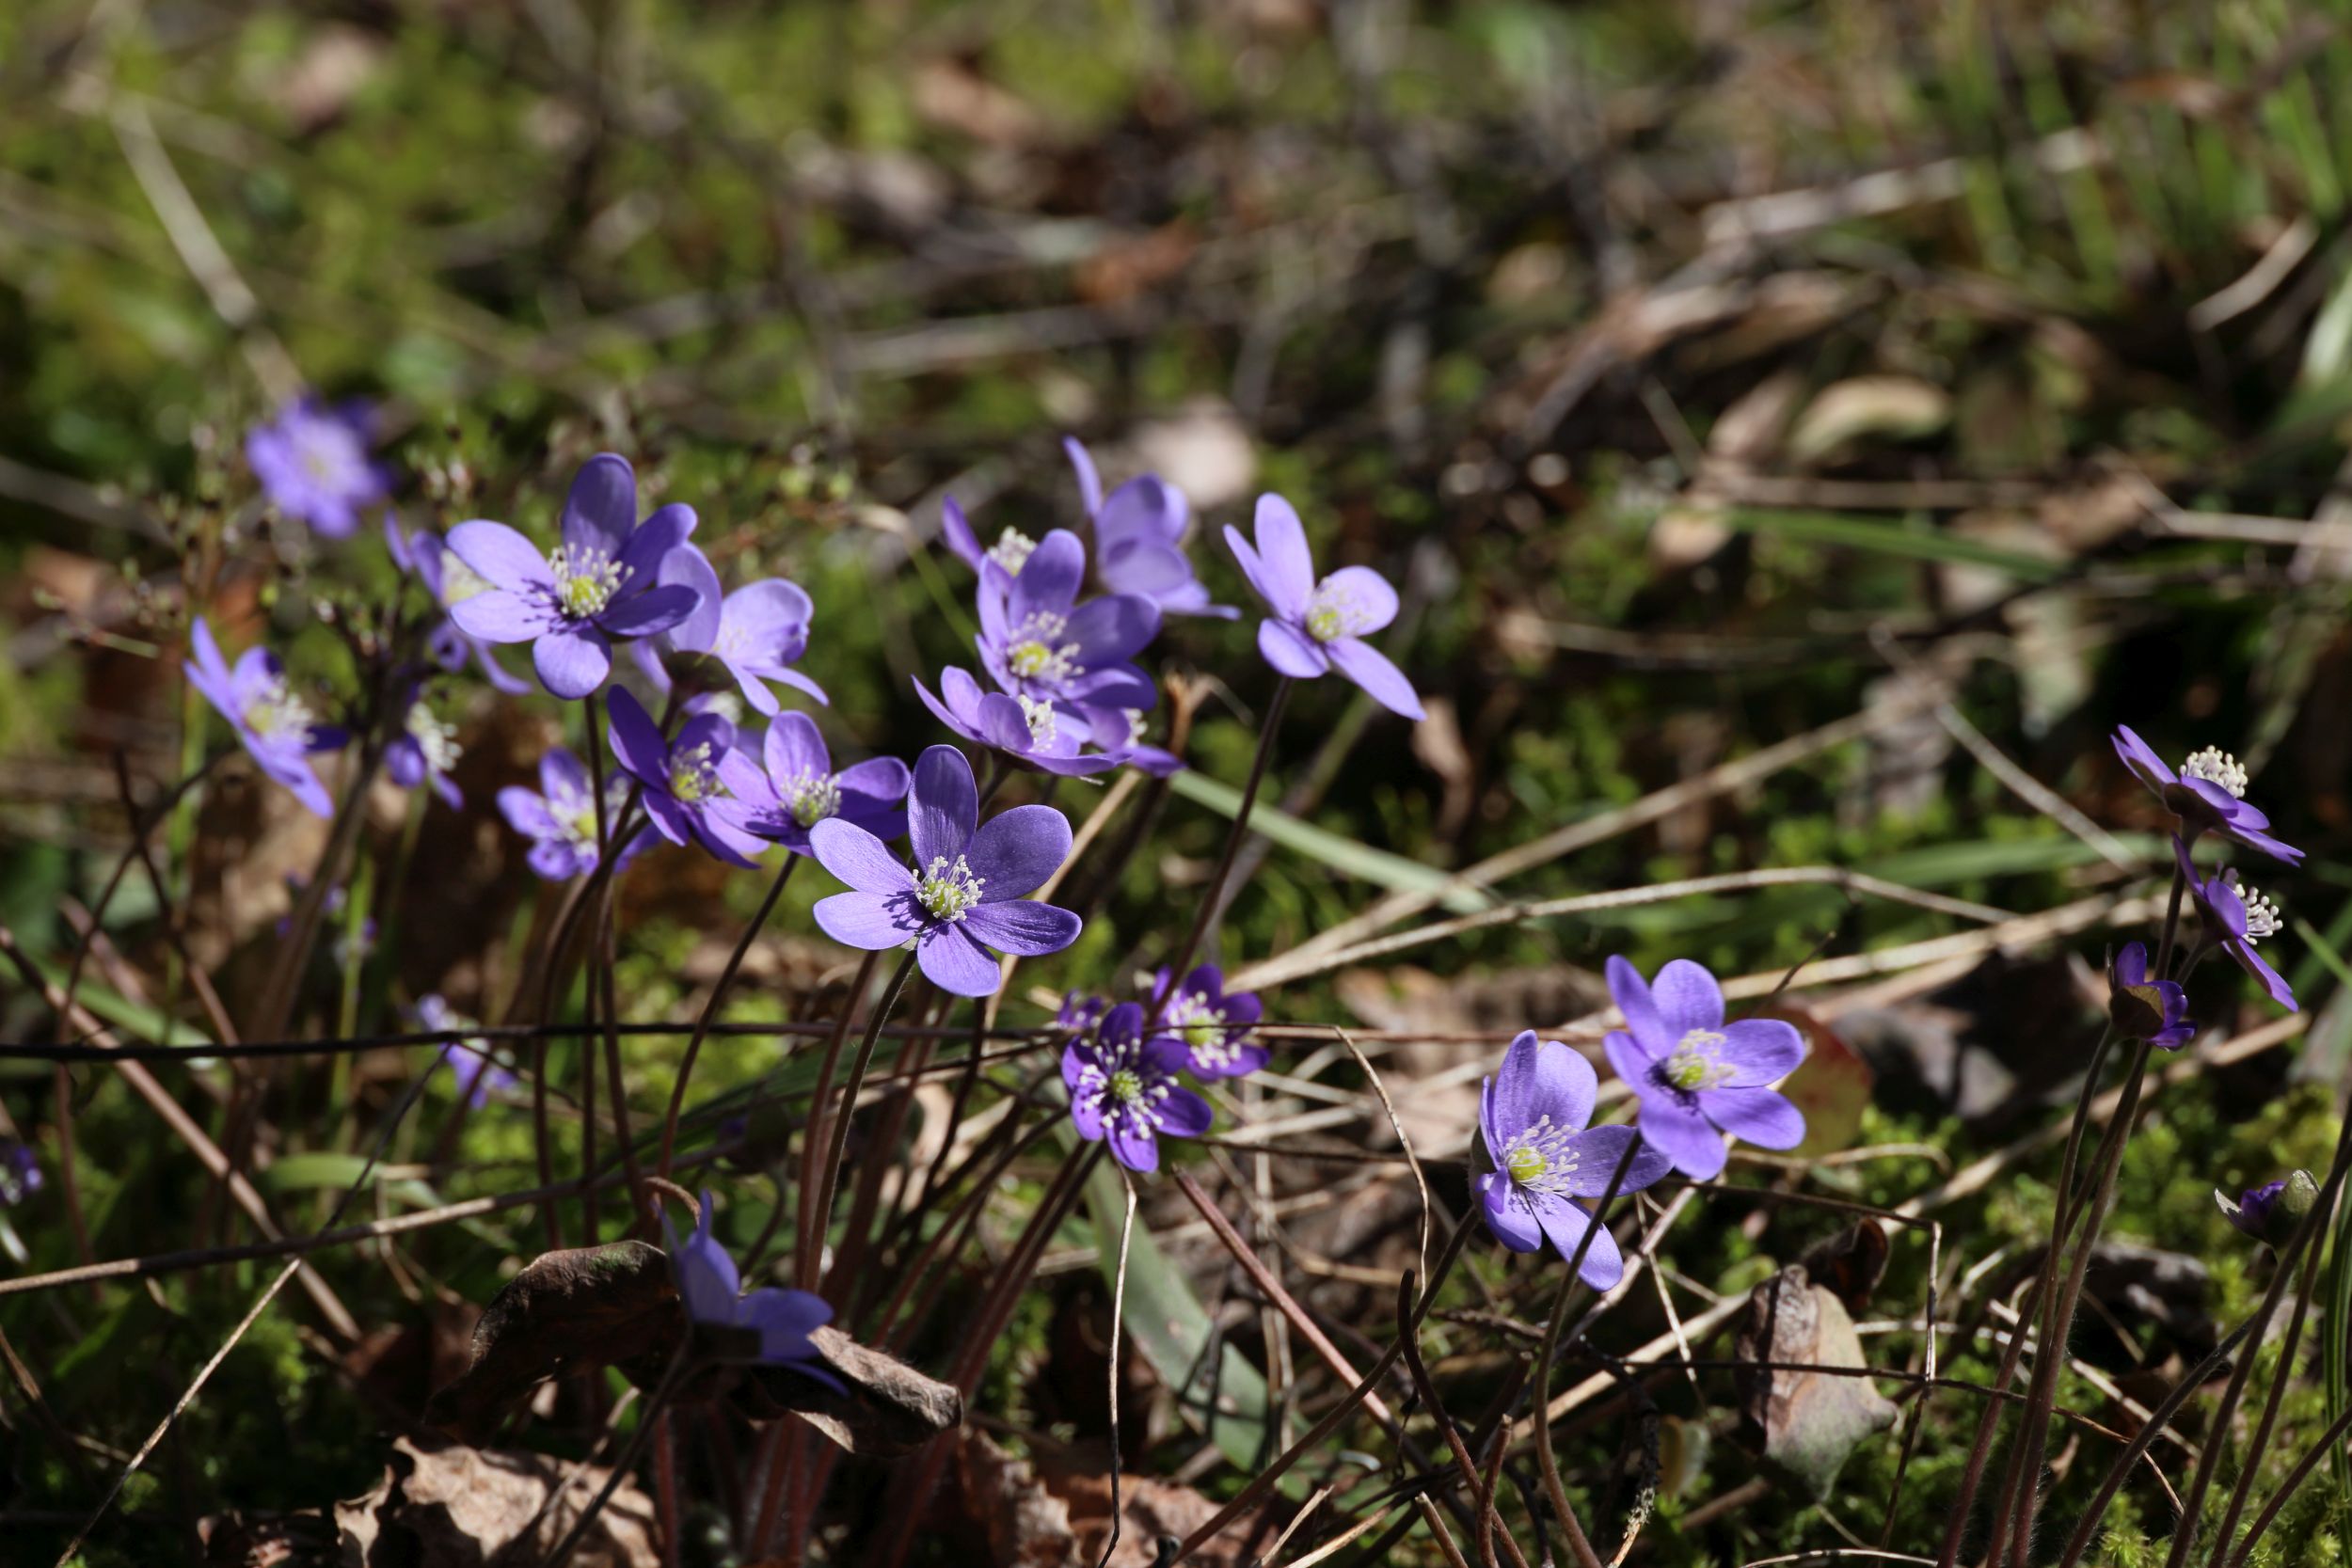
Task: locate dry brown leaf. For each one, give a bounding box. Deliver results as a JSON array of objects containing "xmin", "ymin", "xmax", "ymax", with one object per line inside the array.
[
  {"xmin": 1736, "ymin": 1266, "xmax": 1897, "ymax": 1498},
  {"xmin": 335, "ymin": 1433, "xmax": 658, "ymax": 1568},
  {"xmin": 1787, "ymin": 375, "xmax": 1951, "ymax": 466}
]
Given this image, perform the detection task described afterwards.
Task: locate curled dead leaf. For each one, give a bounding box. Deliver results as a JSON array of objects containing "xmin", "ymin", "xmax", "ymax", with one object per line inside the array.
[
  {"xmin": 1736, "ymin": 1265, "xmax": 1897, "ymax": 1498},
  {"xmin": 335, "ymin": 1433, "xmax": 656, "ymax": 1568}
]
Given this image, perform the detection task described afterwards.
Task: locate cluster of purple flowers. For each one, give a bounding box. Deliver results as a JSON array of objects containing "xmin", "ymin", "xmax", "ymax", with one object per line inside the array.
[{"xmin": 1058, "ymin": 964, "xmax": 1264, "ymax": 1173}]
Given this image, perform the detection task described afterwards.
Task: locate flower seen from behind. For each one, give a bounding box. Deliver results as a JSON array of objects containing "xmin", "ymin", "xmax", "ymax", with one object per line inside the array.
[
  {"xmin": 666, "ymin": 1192, "xmax": 843, "ymax": 1388},
  {"xmin": 1477, "ymin": 1031, "xmax": 1671, "ymax": 1290},
  {"xmin": 636, "ymin": 544, "xmax": 828, "ymax": 717},
  {"xmin": 808, "ymin": 745, "xmax": 1082, "ymax": 996},
  {"xmin": 2174, "ymin": 841, "xmax": 2296, "ymax": 1012},
  {"xmin": 2108, "ymin": 942, "xmax": 2193, "ymax": 1050},
  {"xmin": 1224, "ymin": 494, "xmax": 1423, "ymax": 720},
  {"xmin": 247, "ymin": 398, "xmax": 388, "ymax": 539},
  {"xmin": 1602, "ymin": 957, "xmax": 1806, "ymax": 1180},
  {"xmin": 184, "ymin": 617, "xmax": 346, "ymax": 817},
  {"xmin": 1063, "ymin": 436, "xmax": 1234, "ymax": 619},
  {"xmin": 1064, "ymin": 1001, "xmax": 1214, "ymax": 1173},
  {"xmin": 2112, "ymin": 725, "xmax": 2301, "ymax": 864},
  {"xmin": 448, "ymin": 453, "xmax": 705, "ymax": 699}
]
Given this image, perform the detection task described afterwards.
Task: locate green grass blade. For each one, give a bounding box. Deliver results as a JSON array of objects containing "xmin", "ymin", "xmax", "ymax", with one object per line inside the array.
[
  {"xmin": 1720, "ymin": 509, "xmax": 2065, "ymax": 580},
  {"xmin": 1168, "ymin": 768, "xmax": 1488, "ymax": 913}
]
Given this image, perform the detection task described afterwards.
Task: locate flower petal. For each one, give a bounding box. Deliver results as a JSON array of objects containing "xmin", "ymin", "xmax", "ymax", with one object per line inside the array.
[
  {"xmin": 1062, "ymin": 436, "xmax": 1104, "ymax": 519},
  {"xmin": 908, "ymin": 745, "xmax": 978, "ymax": 866},
  {"xmin": 1064, "ymin": 594, "xmax": 1162, "ymax": 664},
  {"xmin": 1532, "ymin": 1194, "xmax": 1625, "ymax": 1291},
  {"xmin": 1152, "ymin": 1086, "xmax": 1215, "ymax": 1139},
  {"xmin": 1257, "ymin": 618, "xmax": 1330, "ymax": 679},
  {"xmin": 1326, "ymin": 638, "xmax": 1424, "ymax": 720},
  {"xmin": 449, "ymin": 589, "xmax": 550, "ymax": 643},
  {"xmin": 961, "ymin": 898, "xmax": 1082, "ymax": 958},
  {"xmin": 1650, "ymin": 958, "xmax": 1725, "ymax": 1035},
  {"xmin": 966, "ymin": 805, "xmax": 1073, "ymax": 899},
  {"xmin": 1010, "ymin": 531, "xmax": 1086, "ymax": 621},
  {"xmin": 1478, "ymin": 1173, "xmax": 1543, "ymax": 1252},
  {"xmin": 449, "ymin": 519, "xmax": 556, "ymax": 591},
  {"xmin": 1636, "ymin": 1093, "xmax": 1726, "ymax": 1180},
  {"xmin": 813, "ymin": 889, "xmax": 921, "ymax": 949},
  {"xmin": 1557, "ymin": 1124, "xmax": 1674, "ymax": 1197},
  {"xmin": 561, "ymin": 453, "xmax": 638, "ymax": 557},
  {"xmin": 808, "ymin": 818, "xmax": 916, "ymax": 896},
  {"xmin": 765, "ymin": 710, "xmax": 831, "ymax": 782},
  {"xmin": 1702, "ymin": 1086, "xmax": 1807, "ymax": 1150},
  {"xmin": 597, "ymin": 582, "xmax": 700, "ymax": 639},
  {"xmin": 1319, "ymin": 566, "xmax": 1399, "ymax": 635},
  {"xmin": 533, "ymin": 624, "xmax": 612, "ymax": 699},
  {"xmin": 1249, "ymin": 494, "xmax": 1316, "ymax": 617},
  {"xmin": 603, "ymin": 687, "xmax": 670, "ymax": 786},
  {"xmin": 1106, "ymin": 1116, "xmax": 1159, "ymax": 1173},
  {"xmin": 2110, "ymin": 724, "xmax": 2175, "ymax": 790},
  {"xmin": 917, "ymin": 925, "xmax": 1003, "ymax": 996},
  {"xmin": 1717, "ymin": 1018, "xmax": 1806, "ymax": 1085}
]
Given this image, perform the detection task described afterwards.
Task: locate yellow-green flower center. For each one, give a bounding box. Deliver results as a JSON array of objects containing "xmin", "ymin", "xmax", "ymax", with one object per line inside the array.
[
  {"xmin": 786, "ymin": 769, "xmax": 840, "ymax": 829},
  {"xmin": 1107, "ymin": 1068, "xmax": 1145, "ymax": 1104},
  {"xmin": 548, "ymin": 544, "xmax": 628, "ymax": 619},
  {"xmin": 916, "ymin": 854, "xmax": 984, "ymax": 921},
  {"xmin": 668, "ymin": 742, "xmax": 723, "ymax": 804},
  {"xmin": 1305, "ymin": 578, "xmax": 1368, "ymax": 643},
  {"xmin": 1504, "ymin": 1145, "xmax": 1549, "ymax": 1183},
  {"xmin": 244, "ymin": 679, "xmax": 315, "ymax": 740},
  {"xmin": 1664, "ymin": 1028, "xmax": 1732, "ymax": 1091},
  {"xmin": 1004, "ymin": 612, "xmax": 1077, "ymax": 684}
]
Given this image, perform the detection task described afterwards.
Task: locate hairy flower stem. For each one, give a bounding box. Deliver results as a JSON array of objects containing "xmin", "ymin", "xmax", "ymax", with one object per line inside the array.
[
  {"xmin": 2164, "ymin": 1103, "xmax": 2352, "ymax": 1568},
  {"xmin": 1997, "ymin": 1037, "xmax": 2152, "ymax": 1568},
  {"xmin": 1148, "ymin": 676, "xmax": 1291, "ymax": 1033},
  {"xmin": 792, "ymin": 950, "xmax": 879, "ymax": 1291},
  {"xmin": 654, "ymin": 853, "xmax": 798, "ymax": 1180},
  {"xmin": 1532, "ymin": 1138, "xmax": 1642, "ymax": 1568},
  {"xmin": 799, "ymin": 948, "xmax": 918, "ymax": 1291},
  {"xmin": 2203, "ymin": 1222, "xmax": 2325, "ymax": 1565}
]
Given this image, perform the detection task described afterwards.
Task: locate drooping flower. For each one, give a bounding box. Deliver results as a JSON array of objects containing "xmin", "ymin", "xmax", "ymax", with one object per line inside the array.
[
  {"xmin": 1063, "ymin": 437, "xmax": 1235, "ymax": 619},
  {"xmin": 975, "ymin": 530, "xmax": 1162, "ymax": 721},
  {"xmin": 808, "ymin": 745, "xmax": 1082, "ymax": 997},
  {"xmin": 2174, "ymin": 841, "xmax": 2296, "ymax": 1012},
  {"xmin": 1063, "ymin": 1002, "xmax": 1214, "ymax": 1173},
  {"xmin": 1148, "ymin": 964, "xmax": 1266, "ymax": 1080},
  {"xmin": 412, "ymin": 994, "xmax": 517, "ymax": 1108},
  {"xmin": 634, "ymin": 544, "xmax": 828, "ymax": 717},
  {"xmin": 184, "ymin": 618, "xmax": 346, "ymax": 817},
  {"xmin": 730, "ymin": 711, "xmax": 909, "ymax": 855},
  {"xmin": 385, "ymin": 515, "xmax": 530, "ymax": 693},
  {"xmin": 1224, "ymin": 495, "xmax": 1423, "ymax": 720},
  {"xmin": 2112, "ymin": 726, "xmax": 2301, "ymax": 865},
  {"xmin": 496, "ymin": 747, "xmax": 648, "ymax": 880},
  {"xmin": 386, "ymin": 688, "xmax": 464, "ymax": 808},
  {"xmin": 0, "ymin": 1140, "xmax": 41, "ymax": 1208},
  {"xmin": 2108, "ymin": 942, "xmax": 2193, "ymax": 1050},
  {"xmin": 665, "ymin": 1192, "xmax": 843, "ymax": 1388},
  {"xmin": 1601, "ymin": 957, "xmax": 1806, "ymax": 1180},
  {"xmin": 1477, "ymin": 1032, "xmax": 1672, "ymax": 1290},
  {"xmin": 605, "ymin": 687, "xmax": 768, "ymax": 869},
  {"xmin": 2217, "ymin": 1169, "xmax": 2316, "ymax": 1244},
  {"xmin": 914, "ymin": 667, "xmax": 1116, "ymax": 777},
  {"xmin": 447, "ymin": 453, "xmax": 706, "ymax": 699},
  {"xmin": 246, "ymin": 398, "xmax": 389, "ymax": 539}
]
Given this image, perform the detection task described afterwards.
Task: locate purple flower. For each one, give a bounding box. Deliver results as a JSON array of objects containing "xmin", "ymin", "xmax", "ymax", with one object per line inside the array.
[
  {"xmin": 1057, "ymin": 991, "xmax": 1110, "ymax": 1037},
  {"xmin": 1074, "ymin": 704, "xmax": 1184, "ymax": 777},
  {"xmin": 2174, "ymin": 840, "xmax": 2296, "ymax": 1012},
  {"xmin": 634, "ymin": 545, "xmax": 828, "ymax": 718},
  {"xmin": 0, "ymin": 1140, "xmax": 41, "ymax": 1208},
  {"xmin": 605, "ymin": 687, "xmax": 770, "ymax": 869},
  {"xmin": 385, "ymin": 515, "xmax": 531, "ymax": 693},
  {"xmin": 184, "ymin": 618, "xmax": 346, "ymax": 817},
  {"xmin": 446, "ymin": 453, "xmax": 706, "ymax": 699},
  {"xmin": 1223, "ymin": 495, "xmax": 1423, "ymax": 721},
  {"xmin": 941, "ymin": 496, "xmax": 1040, "ymax": 592},
  {"xmin": 915, "ymin": 667, "xmax": 1116, "ymax": 777},
  {"xmin": 1063, "ymin": 437, "xmax": 1236, "ymax": 619},
  {"xmin": 975, "ymin": 530, "xmax": 1162, "ymax": 719},
  {"xmin": 2112, "ymin": 726, "xmax": 2301, "ymax": 865},
  {"xmin": 1148, "ymin": 964, "xmax": 1266, "ymax": 1080},
  {"xmin": 1062, "ymin": 1002, "xmax": 1215, "ymax": 1173},
  {"xmin": 808, "ymin": 745, "xmax": 1083, "ymax": 997},
  {"xmin": 1476, "ymin": 1031, "xmax": 1672, "ymax": 1290},
  {"xmin": 2109, "ymin": 942, "xmax": 2193, "ymax": 1050},
  {"xmin": 386, "ymin": 688, "xmax": 463, "ymax": 809},
  {"xmin": 665, "ymin": 1191, "xmax": 843, "ymax": 1388},
  {"xmin": 246, "ymin": 399, "xmax": 389, "ymax": 538},
  {"xmin": 412, "ymin": 994, "xmax": 517, "ymax": 1108},
  {"xmin": 2218, "ymin": 1170, "xmax": 2315, "ymax": 1243},
  {"xmin": 730, "ymin": 711, "xmax": 910, "ymax": 855},
  {"xmin": 497, "ymin": 747, "xmax": 648, "ymax": 879},
  {"xmin": 1602, "ymin": 957, "xmax": 1806, "ymax": 1180}
]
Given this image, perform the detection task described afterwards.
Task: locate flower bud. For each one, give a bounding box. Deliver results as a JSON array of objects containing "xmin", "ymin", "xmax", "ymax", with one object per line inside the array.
[{"xmin": 2217, "ymin": 1169, "xmax": 2320, "ymax": 1246}]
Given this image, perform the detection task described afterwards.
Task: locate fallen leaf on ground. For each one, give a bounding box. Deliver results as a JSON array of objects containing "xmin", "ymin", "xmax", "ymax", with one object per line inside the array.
[
  {"xmin": 336, "ymin": 1433, "xmax": 657, "ymax": 1567},
  {"xmin": 1736, "ymin": 1265, "xmax": 1897, "ymax": 1498}
]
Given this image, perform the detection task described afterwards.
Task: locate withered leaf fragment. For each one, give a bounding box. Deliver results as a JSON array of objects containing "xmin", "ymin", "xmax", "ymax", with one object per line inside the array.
[{"xmin": 1736, "ymin": 1264, "xmax": 1897, "ymax": 1498}]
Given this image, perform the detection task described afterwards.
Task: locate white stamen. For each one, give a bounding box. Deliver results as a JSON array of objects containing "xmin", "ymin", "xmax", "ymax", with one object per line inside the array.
[
  {"xmin": 1305, "ymin": 576, "xmax": 1373, "ymax": 643},
  {"xmin": 784, "ymin": 768, "xmax": 841, "ymax": 829},
  {"xmin": 2231, "ymin": 881, "xmax": 2282, "ymax": 943},
  {"xmin": 1500, "ymin": 1112, "xmax": 1582, "ymax": 1193},
  {"xmin": 244, "ymin": 678, "xmax": 316, "ymax": 741},
  {"xmin": 548, "ymin": 544, "xmax": 628, "ymax": 619},
  {"xmin": 916, "ymin": 854, "xmax": 985, "ymax": 921},
  {"xmin": 986, "ymin": 528, "xmax": 1038, "ymax": 575},
  {"xmin": 1663, "ymin": 1027, "xmax": 1736, "ymax": 1092},
  {"xmin": 1017, "ymin": 694, "xmax": 1059, "ymax": 748},
  {"xmin": 2182, "ymin": 747, "xmax": 2249, "ymax": 799},
  {"xmin": 668, "ymin": 742, "xmax": 723, "ymax": 804},
  {"xmin": 1005, "ymin": 611, "xmax": 1079, "ymax": 684}
]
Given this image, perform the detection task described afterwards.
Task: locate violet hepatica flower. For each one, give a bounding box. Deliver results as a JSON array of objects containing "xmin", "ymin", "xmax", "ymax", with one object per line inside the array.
[
  {"xmin": 1224, "ymin": 495, "xmax": 1423, "ymax": 721},
  {"xmin": 2109, "ymin": 942, "xmax": 2193, "ymax": 1050},
  {"xmin": 1602, "ymin": 957, "xmax": 1806, "ymax": 1180},
  {"xmin": 976, "ymin": 530, "xmax": 1162, "ymax": 721},
  {"xmin": 942, "ymin": 495, "xmax": 1041, "ymax": 592},
  {"xmin": 246, "ymin": 398, "xmax": 388, "ymax": 539},
  {"xmin": 666, "ymin": 1192, "xmax": 843, "ymax": 1388},
  {"xmin": 731, "ymin": 711, "xmax": 910, "ymax": 855},
  {"xmin": 1148, "ymin": 964, "xmax": 1266, "ymax": 1080},
  {"xmin": 386, "ymin": 688, "xmax": 464, "ymax": 808},
  {"xmin": 2174, "ymin": 840, "xmax": 2296, "ymax": 1011},
  {"xmin": 386, "ymin": 515, "xmax": 530, "ymax": 693},
  {"xmin": 1064, "ymin": 437, "xmax": 1235, "ymax": 619},
  {"xmin": 915, "ymin": 667, "xmax": 1115, "ymax": 777},
  {"xmin": 0, "ymin": 1140, "xmax": 41, "ymax": 1208},
  {"xmin": 498, "ymin": 746, "xmax": 647, "ymax": 879},
  {"xmin": 1477, "ymin": 1032, "xmax": 1671, "ymax": 1290},
  {"xmin": 2217, "ymin": 1169, "xmax": 2316, "ymax": 1244},
  {"xmin": 412, "ymin": 994, "xmax": 516, "ymax": 1108},
  {"xmin": 1064, "ymin": 1001, "xmax": 1214, "ymax": 1173},
  {"xmin": 1057, "ymin": 990, "xmax": 1110, "ymax": 1037},
  {"xmin": 2112, "ymin": 726, "xmax": 2301, "ymax": 865},
  {"xmin": 606, "ymin": 687, "xmax": 768, "ymax": 869},
  {"xmin": 635, "ymin": 544, "xmax": 828, "ymax": 717},
  {"xmin": 808, "ymin": 744, "xmax": 1082, "ymax": 997},
  {"xmin": 184, "ymin": 617, "xmax": 346, "ymax": 817},
  {"xmin": 448, "ymin": 453, "xmax": 705, "ymax": 699}
]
